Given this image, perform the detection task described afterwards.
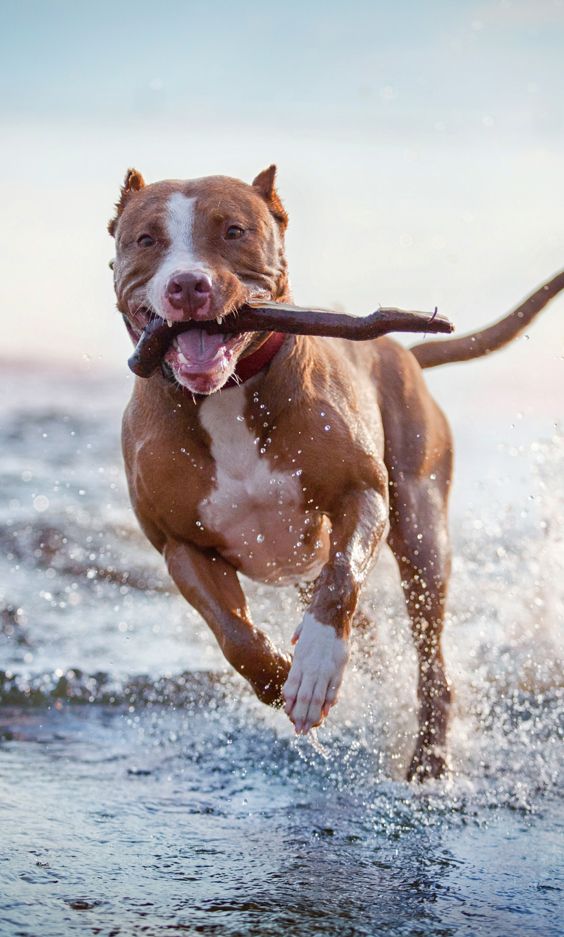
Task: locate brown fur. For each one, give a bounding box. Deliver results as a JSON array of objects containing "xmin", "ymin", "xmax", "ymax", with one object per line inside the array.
[{"xmin": 110, "ymin": 167, "xmax": 563, "ymax": 780}]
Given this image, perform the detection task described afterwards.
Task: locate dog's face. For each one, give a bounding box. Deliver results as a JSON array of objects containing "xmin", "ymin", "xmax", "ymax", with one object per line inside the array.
[{"xmin": 109, "ymin": 167, "xmax": 289, "ymax": 395}]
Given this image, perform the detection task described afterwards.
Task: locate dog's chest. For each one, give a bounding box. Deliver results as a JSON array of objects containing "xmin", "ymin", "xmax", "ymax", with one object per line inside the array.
[{"xmin": 197, "ymin": 387, "xmax": 329, "ymax": 584}]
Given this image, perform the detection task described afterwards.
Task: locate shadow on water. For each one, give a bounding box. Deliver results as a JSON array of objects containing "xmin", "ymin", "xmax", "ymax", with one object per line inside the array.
[{"xmin": 0, "ymin": 368, "xmax": 563, "ymax": 936}]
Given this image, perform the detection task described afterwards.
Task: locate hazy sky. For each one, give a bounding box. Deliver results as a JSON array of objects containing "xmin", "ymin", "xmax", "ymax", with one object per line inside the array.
[{"xmin": 1, "ymin": 0, "xmax": 563, "ymax": 429}]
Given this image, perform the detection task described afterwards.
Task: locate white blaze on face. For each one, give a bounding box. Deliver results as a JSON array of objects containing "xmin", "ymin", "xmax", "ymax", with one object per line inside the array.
[{"xmin": 146, "ymin": 192, "xmax": 212, "ymax": 315}]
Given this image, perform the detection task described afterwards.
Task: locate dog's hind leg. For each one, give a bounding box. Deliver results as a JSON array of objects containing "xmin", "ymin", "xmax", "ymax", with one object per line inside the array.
[{"xmin": 387, "ymin": 468, "xmax": 453, "ymax": 781}]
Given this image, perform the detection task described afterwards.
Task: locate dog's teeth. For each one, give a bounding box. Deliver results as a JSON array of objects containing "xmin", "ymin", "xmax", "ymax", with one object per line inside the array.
[
  {"xmin": 167, "ymin": 319, "xmax": 173, "ymax": 328},
  {"xmin": 216, "ymin": 316, "xmax": 223, "ymax": 325}
]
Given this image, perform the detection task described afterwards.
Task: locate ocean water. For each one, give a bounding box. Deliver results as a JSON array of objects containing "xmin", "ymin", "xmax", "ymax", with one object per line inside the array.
[{"xmin": 0, "ymin": 361, "xmax": 562, "ymax": 937}]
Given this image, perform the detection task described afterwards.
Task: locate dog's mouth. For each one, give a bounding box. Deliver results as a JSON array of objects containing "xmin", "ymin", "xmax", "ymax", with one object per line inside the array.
[
  {"xmin": 123, "ymin": 307, "xmax": 252, "ymax": 393},
  {"xmin": 165, "ymin": 328, "xmax": 249, "ymax": 393},
  {"xmin": 166, "ymin": 328, "xmax": 245, "ymax": 371}
]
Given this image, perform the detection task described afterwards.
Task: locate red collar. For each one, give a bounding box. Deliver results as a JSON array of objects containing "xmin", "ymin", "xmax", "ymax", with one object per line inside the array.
[{"xmin": 224, "ymin": 332, "xmax": 286, "ymax": 388}]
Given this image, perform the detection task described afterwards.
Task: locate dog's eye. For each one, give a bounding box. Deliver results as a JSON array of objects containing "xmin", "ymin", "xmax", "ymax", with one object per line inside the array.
[
  {"xmin": 225, "ymin": 225, "xmax": 245, "ymax": 240},
  {"xmin": 137, "ymin": 234, "xmax": 155, "ymax": 247}
]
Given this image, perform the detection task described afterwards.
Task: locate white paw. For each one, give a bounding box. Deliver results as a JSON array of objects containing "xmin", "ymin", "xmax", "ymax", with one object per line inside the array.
[{"xmin": 282, "ymin": 613, "xmax": 349, "ymax": 733}]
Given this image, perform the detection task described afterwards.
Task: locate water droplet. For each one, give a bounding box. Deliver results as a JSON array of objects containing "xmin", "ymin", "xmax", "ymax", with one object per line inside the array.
[
  {"xmin": 324, "ymin": 425, "xmax": 331, "ymax": 432},
  {"xmin": 256, "ymin": 534, "xmax": 265, "ymax": 544}
]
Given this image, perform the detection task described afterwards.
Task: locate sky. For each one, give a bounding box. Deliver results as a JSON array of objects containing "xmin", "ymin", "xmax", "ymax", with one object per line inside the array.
[{"xmin": 1, "ymin": 0, "xmax": 563, "ymax": 439}]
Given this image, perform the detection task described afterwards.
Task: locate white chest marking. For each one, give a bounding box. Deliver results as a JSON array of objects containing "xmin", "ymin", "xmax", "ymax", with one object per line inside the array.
[
  {"xmin": 198, "ymin": 384, "xmax": 300, "ymax": 519},
  {"xmin": 147, "ymin": 193, "xmax": 211, "ymax": 312},
  {"xmin": 197, "ymin": 385, "xmax": 324, "ymax": 583}
]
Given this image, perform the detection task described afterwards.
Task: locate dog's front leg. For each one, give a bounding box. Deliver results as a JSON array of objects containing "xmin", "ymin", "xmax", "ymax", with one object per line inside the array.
[
  {"xmin": 283, "ymin": 488, "xmax": 388, "ymax": 733},
  {"xmin": 164, "ymin": 538, "xmax": 291, "ymax": 706}
]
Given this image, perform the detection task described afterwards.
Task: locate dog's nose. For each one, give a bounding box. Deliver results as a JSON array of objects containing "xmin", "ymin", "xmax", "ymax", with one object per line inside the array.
[{"xmin": 166, "ymin": 272, "xmax": 212, "ymax": 313}]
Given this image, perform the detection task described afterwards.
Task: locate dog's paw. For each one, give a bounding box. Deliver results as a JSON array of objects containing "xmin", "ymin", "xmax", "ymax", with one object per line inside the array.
[{"xmin": 282, "ymin": 614, "xmax": 349, "ymax": 733}]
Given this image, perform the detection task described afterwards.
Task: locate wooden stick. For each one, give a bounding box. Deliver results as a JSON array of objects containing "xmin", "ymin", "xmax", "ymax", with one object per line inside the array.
[{"xmin": 127, "ymin": 302, "xmax": 454, "ymax": 378}]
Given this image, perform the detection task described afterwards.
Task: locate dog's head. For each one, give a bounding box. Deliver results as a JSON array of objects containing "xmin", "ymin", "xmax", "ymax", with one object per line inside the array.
[{"xmin": 109, "ymin": 167, "xmax": 289, "ymax": 395}]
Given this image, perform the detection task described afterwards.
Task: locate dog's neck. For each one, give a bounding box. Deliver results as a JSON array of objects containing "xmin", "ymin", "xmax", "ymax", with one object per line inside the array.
[{"xmin": 224, "ymin": 331, "xmax": 287, "ymax": 387}]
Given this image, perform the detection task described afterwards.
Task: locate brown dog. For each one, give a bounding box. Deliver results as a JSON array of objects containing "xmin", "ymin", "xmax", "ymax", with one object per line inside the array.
[{"xmin": 109, "ymin": 166, "xmax": 564, "ymax": 780}]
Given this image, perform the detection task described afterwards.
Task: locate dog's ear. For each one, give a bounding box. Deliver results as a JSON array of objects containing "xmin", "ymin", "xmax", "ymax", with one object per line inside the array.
[
  {"xmin": 252, "ymin": 165, "xmax": 288, "ymax": 230},
  {"xmin": 108, "ymin": 168, "xmax": 146, "ymax": 237}
]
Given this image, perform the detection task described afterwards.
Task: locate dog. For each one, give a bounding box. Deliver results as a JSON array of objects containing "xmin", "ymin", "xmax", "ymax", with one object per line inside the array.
[{"xmin": 109, "ymin": 165, "xmax": 564, "ymax": 780}]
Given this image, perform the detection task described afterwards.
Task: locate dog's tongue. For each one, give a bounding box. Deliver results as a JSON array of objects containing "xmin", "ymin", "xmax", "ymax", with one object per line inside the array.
[{"xmin": 176, "ymin": 329, "xmax": 225, "ymax": 364}]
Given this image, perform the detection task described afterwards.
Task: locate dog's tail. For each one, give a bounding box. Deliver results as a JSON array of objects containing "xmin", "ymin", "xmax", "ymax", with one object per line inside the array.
[{"xmin": 409, "ymin": 269, "xmax": 564, "ymax": 370}]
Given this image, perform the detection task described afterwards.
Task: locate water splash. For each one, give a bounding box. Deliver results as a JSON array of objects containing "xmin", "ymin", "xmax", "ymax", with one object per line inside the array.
[{"xmin": 0, "ymin": 366, "xmax": 562, "ymax": 936}]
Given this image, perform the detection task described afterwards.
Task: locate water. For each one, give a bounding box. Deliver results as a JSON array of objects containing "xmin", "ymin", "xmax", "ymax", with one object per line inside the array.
[{"xmin": 0, "ymin": 362, "xmax": 562, "ymax": 936}]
